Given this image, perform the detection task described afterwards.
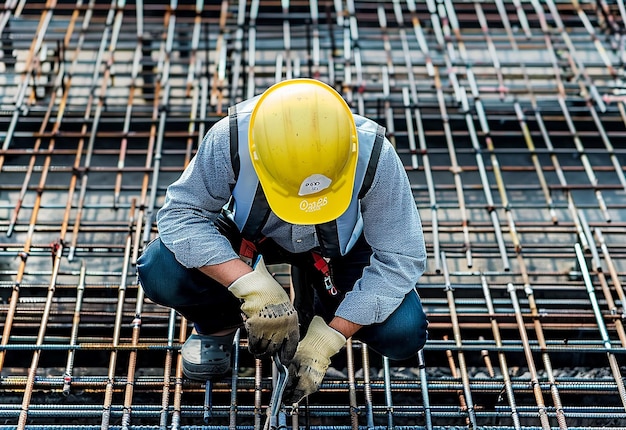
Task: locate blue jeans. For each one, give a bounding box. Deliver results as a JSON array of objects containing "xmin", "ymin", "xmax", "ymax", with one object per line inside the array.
[{"xmin": 137, "ymin": 233, "xmax": 428, "ymax": 361}]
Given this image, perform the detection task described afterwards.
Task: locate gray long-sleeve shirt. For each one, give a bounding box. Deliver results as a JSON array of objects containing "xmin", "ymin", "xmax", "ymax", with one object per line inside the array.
[{"xmin": 156, "ymin": 115, "xmax": 426, "ymax": 326}]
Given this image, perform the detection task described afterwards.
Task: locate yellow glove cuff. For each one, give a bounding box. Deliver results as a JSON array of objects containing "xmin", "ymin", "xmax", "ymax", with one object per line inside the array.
[
  {"xmin": 228, "ymin": 256, "xmax": 290, "ymax": 307},
  {"xmin": 299, "ymin": 316, "xmax": 346, "ymax": 358}
]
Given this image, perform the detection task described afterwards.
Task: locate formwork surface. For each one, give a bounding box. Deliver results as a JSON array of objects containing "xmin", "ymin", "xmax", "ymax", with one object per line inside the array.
[{"xmin": 1, "ymin": 1, "xmax": 626, "ymax": 429}]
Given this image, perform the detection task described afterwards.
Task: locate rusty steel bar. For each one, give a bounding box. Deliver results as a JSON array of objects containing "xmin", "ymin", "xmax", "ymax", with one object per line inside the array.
[
  {"xmin": 228, "ymin": 329, "xmax": 241, "ymax": 430},
  {"xmin": 574, "ymin": 242, "xmax": 626, "ymax": 410},
  {"xmin": 140, "ymin": 0, "xmax": 177, "ymax": 254},
  {"xmin": 254, "ymin": 358, "xmax": 263, "ymax": 429},
  {"xmin": 121, "ymin": 210, "xmax": 144, "ymax": 430},
  {"xmin": 159, "ymin": 308, "xmax": 177, "ymax": 429},
  {"xmin": 535, "ymin": 0, "xmax": 611, "ymax": 222},
  {"xmin": 507, "ymin": 282, "xmax": 552, "ymax": 430},
  {"xmin": 0, "ymin": 0, "xmax": 55, "ymax": 171},
  {"xmin": 594, "ymin": 229, "xmax": 626, "ymax": 315},
  {"xmin": 428, "ymin": 0, "xmax": 474, "ymax": 269},
  {"xmin": 229, "ymin": 0, "xmax": 245, "ymax": 102},
  {"xmin": 512, "ymin": 102, "xmax": 557, "ymax": 225},
  {"xmin": 16, "ymin": 235, "xmax": 65, "ymax": 428},
  {"xmin": 417, "ymin": 349, "xmax": 433, "ymax": 430},
  {"xmin": 0, "ymin": 0, "xmax": 67, "ymax": 374},
  {"xmin": 113, "ymin": 0, "xmax": 145, "ymax": 209},
  {"xmin": 480, "ymin": 274, "xmax": 521, "ymax": 430},
  {"xmin": 245, "ymin": 0, "xmax": 259, "ymax": 99},
  {"xmin": 472, "ymin": 2, "xmax": 525, "ymax": 251},
  {"xmin": 432, "ymin": 67, "xmax": 472, "ymax": 268},
  {"xmin": 131, "ymin": 0, "xmax": 174, "ymax": 265},
  {"xmin": 381, "ymin": 356, "xmax": 393, "ymax": 429},
  {"xmin": 360, "ymin": 344, "xmax": 374, "ymax": 428},
  {"xmin": 345, "ymin": 339, "xmax": 359, "ymax": 430},
  {"xmin": 100, "ymin": 198, "xmax": 136, "ymax": 429},
  {"xmin": 183, "ymin": 2, "xmax": 204, "ymax": 170},
  {"xmin": 5, "ymin": 16, "xmax": 67, "ymax": 237},
  {"xmin": 347, "ymin": 0, "xmax": 363, "ymax": 112},
  {"xmin": 401, "ymin": 87, "xmax": 419, "ymax": 171},
  {"xmin": 471, "ymin": 1, "xmax": 507, "ymax": 100},
  {"xmin": 441, "ymin": 252, "xmax": 477, "ymax": 428},
  {"xmin": 404, "ymin": 82, "xmax": 441, "ymax": 270},
  {"xmin": 67, "ymin": 0, "xmax": 122, "ymax": 261},
  {"xmin": 459, "ymin": 84, "xmax": 511, "ymax": 270},
  {"xmin": 209, "ymin": 0, "xmax": 228, "ymax": 114},
  {"xmin": 511, "ymin": 253, "xmax": 568, "ymax": 429},
  {"xmin": 62, "ymin": 262, "xmax": 86, "ymax": 395},
  {"xmin": 306, "ymin": 0, "xmax": 320, "ymax": 80},
  {"xmin": 281, "ymin": 0, "xmax": 293, "ymax": 81},
  {"xmin": 170, "ymin": 316, "xmax": 189, "ymax": 430},
  {"xmin": 380, "ymin": 66, "xmax": 394, "ymax": 149}
]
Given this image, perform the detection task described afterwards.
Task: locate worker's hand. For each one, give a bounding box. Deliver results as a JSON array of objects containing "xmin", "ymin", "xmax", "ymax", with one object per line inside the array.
[
  {"xmin": 228, "ymin": 256, "xmax": 299, "ymax": 362},
  {"xmin": 284, "ymin": 316, "xmax": 346, "ymax": 404}
]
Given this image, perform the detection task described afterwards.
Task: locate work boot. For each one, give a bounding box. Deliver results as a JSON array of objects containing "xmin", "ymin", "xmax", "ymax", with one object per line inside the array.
[{"xmin": 181, "ymin": 332, "xmax": 235, "ymax": 381}]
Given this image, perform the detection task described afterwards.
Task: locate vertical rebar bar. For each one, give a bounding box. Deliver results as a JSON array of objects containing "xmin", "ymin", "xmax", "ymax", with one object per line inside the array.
[
  {"xmin": 229, "ymin": 329, "xmax": 241, "ymax": 430},
  {"xmin": 17, "ymin": 237, "xmax": 63, "ymax": 429},
  {"xmin": 170, "ymin": 317, "xmax": 189, "ymax": 430},
  {"xmin": 480, "ymin": 275, "xmax": 521, "ymax": 430},
  {"xmin": 360, "ymin": 344, "xmax": 374, "ymax": 429},
  {"xmin": 122, "ymin": 203, "xmax": 143, "ymax": 429},
  {"xmin": 507, "ymin": 282, "xmax": 551, "ymax": 430},
  {"xmin": 345, "ymin": 338, "xmax": 359, "ymax": 430},
  {"xmin": 433, "ymin": 69, "xmax": 472, "ymax": 268},
  {"xmin": 113, "ymin": 0, "xmax": 144, "ymax": 209},
  {"xmin": 0, "ymin": 0, "xmax": 55, "ymax": 171},
  {"xmin": 417, "ymin": 349, "xmax": 432, "ymax": 430},
  {"xmin": 574, "ymin": 243, "xmax": 626, "ymax": 410},
  {"xmin": 209, "ymin": 0, "xmax": 228, "ymax": 114},
  {"xmin": 62, "ymin": 262, "xmax": 87, "ymax": 396},
  {"xmin": 101, "ymin": 195, "xmax": 135, "ymax": 430},
  {"xmin": 68, "ymin": 0, "xmax": 122, "ymax": 261},
  {"xmin": 159, "ymin": 308, "xmax": 177, "ymax": 430},
  {"xmin": 441, "ymin": 252, "xmax": 477, "ymax": 428},
  {"xmin": 382, "ymin": 356, "xmax": 394, "ymax": 429},
  {"xmin": 132, "ymin": 0, "xmax": 175, "ymax": 265}
]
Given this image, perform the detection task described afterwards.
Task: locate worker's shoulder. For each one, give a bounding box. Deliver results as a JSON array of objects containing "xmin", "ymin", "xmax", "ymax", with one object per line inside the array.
[{"xmin": 354, "ymin": 114, "xmax": 384, "ymax": 136}]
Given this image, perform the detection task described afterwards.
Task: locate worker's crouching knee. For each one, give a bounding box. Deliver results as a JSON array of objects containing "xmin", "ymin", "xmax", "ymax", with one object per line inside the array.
[
  {"xmin": 356, "ymin": 290, "xmax": 428, "ymax": 361},
  {"xmin": 136, "ymin": 237, "xmax": 209, "ymax": 308}
]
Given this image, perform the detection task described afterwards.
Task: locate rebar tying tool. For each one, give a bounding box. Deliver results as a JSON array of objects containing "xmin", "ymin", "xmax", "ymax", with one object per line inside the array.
[{"xmin": 264, "ymin": 353, "xmax": 288, "ymax": 430}]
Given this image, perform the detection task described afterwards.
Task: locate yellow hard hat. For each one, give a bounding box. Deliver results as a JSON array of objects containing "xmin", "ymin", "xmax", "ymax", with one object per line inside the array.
[{"xmin": 249, "ymin": 79, "xmax": 358, "ymax": 225}]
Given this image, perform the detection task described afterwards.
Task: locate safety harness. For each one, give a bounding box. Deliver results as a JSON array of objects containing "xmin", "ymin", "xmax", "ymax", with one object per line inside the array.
[{"xmin": 226, "ymin": 100, "xmax": 386, "ymax": 295}]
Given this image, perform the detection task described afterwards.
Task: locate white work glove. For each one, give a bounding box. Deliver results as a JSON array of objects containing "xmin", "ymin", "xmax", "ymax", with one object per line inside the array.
[
  {"xmin": 228, "ymin": 256, "xmax": 299, "ymax": 362},
  {"xmin": 284, "ymin": 316, "xmax": 346, "ymax": 404}
]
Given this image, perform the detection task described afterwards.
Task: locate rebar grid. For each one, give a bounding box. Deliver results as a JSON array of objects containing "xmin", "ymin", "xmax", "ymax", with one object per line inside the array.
[{"xmin": 0, "ymin": 1, "xmax": 626, "ymax": 429}]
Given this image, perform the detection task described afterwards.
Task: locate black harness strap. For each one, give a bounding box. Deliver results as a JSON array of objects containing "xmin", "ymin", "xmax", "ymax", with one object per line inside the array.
[
  {"xmin": 316, "ymin": 125, "xmax": 386, "ymax": 258},
  {"xmin": 241, "ymin": 185, "xmax": 271, "ymax": 240},
  {"xmin": 228, "ymin": 106, "xmax": 240, "ymax": 183},
  {"xmin": 358, "ymin": 125, "xmax": 385, "ymax": 199},
  {"xmin": 228, "ymin": 105, "xmax": 270, "ymax": 241},
  {"xmin": 315, "ymin": 223, "xmax": 341, "ymax": 258}
]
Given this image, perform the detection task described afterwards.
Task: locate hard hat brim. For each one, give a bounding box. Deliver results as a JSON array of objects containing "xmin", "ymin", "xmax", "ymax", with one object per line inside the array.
[{"xmin": 263, "ymin": 175, "xmax": 354, "ymax": 225}]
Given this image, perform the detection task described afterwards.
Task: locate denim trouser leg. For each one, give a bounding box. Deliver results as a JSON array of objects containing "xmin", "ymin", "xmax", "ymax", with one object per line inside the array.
[
  {"xmin": 355, "ymin": 290, "xmax": 428, "ymax": 360},
  {"xmin": 137, "ymin": 237, "xmax": 243, "ymax": 334}
]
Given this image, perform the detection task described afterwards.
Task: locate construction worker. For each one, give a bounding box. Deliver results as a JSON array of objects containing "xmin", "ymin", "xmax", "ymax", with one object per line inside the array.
[{"xmin": 137, "ymin": 78, "xmax": 428, "ymax": 404}]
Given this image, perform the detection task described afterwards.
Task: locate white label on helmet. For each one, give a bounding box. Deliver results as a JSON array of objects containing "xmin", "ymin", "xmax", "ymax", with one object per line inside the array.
[
  {"xmin": 300, "ymin": 197, "xmax": 328, "ymax": 212},
  {"xmin": 299, "ymin": 174, "xmax": 332, "ymax": 196}
]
